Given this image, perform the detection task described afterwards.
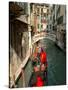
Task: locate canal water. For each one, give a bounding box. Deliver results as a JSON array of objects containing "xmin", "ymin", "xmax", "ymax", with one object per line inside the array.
[
  {"xmin": 41, "ymin": 38, "xmax": 66, "ymax": 86},
  {"xmin": 16, "ymin": 38, "xmax": 66, "ymax": 87}
]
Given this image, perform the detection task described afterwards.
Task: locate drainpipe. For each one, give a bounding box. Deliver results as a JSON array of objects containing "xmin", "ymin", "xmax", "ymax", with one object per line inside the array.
[
  {"xmin": 39, "ymin": 6, "xmax": 41, "ymax": 32},
  {"xmin": 28, "ymin": 3, "xmax": 32, "ymax": 54}
]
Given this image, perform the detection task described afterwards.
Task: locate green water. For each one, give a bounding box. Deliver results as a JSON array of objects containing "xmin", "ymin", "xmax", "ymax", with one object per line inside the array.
[{"xmin": 42, "ymin": 38, "xmax": 66, "ymax": 85}]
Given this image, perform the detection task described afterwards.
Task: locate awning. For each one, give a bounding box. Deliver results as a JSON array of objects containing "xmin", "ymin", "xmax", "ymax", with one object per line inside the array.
[{"xmin": 16, "ymin": 15, "xmax": 28, "ymax": 25}]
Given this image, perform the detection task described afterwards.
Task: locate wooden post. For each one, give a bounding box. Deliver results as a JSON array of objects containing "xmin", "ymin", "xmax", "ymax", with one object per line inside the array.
[
  {"xmin": 21, "ymin": 69, "xmax": 26, "ymax": 87},
  {"xmin": 13, "ymin": 74, "xmax": 16, "ymax": 87}
]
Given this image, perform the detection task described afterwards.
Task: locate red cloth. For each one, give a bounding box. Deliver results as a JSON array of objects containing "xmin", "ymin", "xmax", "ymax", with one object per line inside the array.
[
  {"xmin": 36, "ymin": 76, "xmax": 44, "ymax": 87},
  {"xmin": 40, "ymin": 51, "xmax": 47, "ymax": 63}
]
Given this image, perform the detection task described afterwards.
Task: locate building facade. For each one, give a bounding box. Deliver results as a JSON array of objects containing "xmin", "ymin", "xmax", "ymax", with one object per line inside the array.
[
  {"xmin": 52, "ymin": 4, "xmax": 66, "ymax": 51},
  {"xmin": 9, "ymin": 2, "xmax": 32, "ymax": 87}
]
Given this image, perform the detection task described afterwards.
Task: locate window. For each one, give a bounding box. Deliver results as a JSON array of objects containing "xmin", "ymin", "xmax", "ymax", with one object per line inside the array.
[
  {"xmin": 38, "ymin": 24, "xmax": 39, "ymax": 29},
  {"xmin": 41, "ymin": 24, "xmax": 43, "ymax": 28},
  {"xmin": 50, "ymin": 25, "xmax": 51, "ymax": 29},
  {"xmin": 47, "ymin": 25, "xmax": 48, "ymax": 28},
  {"xmin": 57, "ymin": 16, "xmax": 63, "ymax": 24}
]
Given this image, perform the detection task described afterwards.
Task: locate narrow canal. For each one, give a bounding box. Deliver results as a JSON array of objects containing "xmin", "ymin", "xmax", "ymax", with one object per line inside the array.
[
  {"xmin": 16, "ymin": 38, "xmax": 66, "ymax": 87},
  {"xmin": 41, "ymin": 38, "xmax": 66, "ymax": 85}
]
